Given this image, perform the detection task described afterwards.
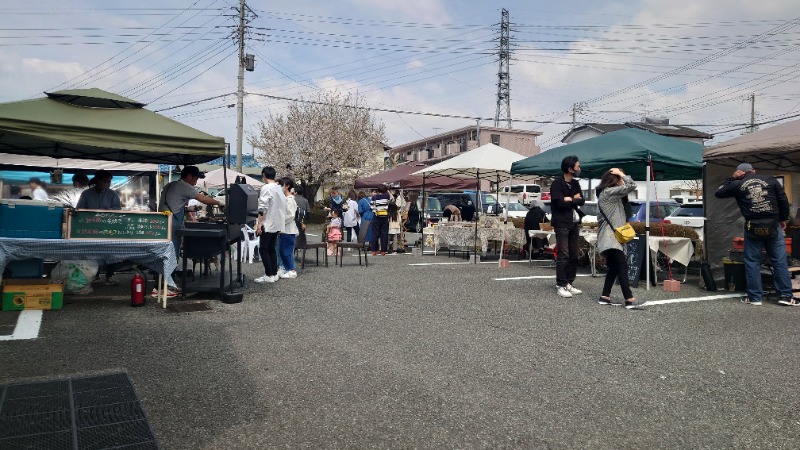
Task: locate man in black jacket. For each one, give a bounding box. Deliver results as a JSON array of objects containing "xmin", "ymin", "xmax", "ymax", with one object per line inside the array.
[
  {"xmin": 550, "ymin": 155, "xmax": 585, "ymax": 298},
  {"xmin": 523, "ymin": 200, "xmax": 549, "ymax": 259},
  {"xmin": 715, "ymin": 163, "xmax": 796, "ymax": 306}
]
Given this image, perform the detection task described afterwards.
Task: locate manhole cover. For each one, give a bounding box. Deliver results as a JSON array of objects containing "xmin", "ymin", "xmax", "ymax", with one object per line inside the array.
[
  {"xmin": 165, "ymin": 302, "xmax": 211, "ymax": 313},
  {"xmin": 0, "ymin": 372, "xmax": 159, "ymax": 449}
]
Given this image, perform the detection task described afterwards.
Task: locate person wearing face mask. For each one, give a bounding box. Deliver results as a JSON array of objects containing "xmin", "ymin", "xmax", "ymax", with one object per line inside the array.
[{"xmin": 550, "ymin": 155, "xmax": 585, "ymax": 299}]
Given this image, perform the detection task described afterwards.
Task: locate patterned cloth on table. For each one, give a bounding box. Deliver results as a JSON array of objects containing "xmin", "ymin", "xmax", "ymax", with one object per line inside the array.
[{"xmin": 0, "ymin": 237, "xmax": 178, "ymax": 287}]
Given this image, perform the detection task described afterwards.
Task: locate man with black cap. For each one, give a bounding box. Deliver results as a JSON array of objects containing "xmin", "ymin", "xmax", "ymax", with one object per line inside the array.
[
  {"xmin": 159, "ymin": 165, "xmax": 223, "ymax": 264},
  {"xmin": 715, "ymin": 162, "xmax": 797, "ymax": 306}
]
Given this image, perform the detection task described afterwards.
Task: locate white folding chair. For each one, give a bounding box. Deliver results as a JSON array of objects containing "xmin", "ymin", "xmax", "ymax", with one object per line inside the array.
[{"xmin": 241, "ymin": 225, "xmax": 260, "ymax": 263}]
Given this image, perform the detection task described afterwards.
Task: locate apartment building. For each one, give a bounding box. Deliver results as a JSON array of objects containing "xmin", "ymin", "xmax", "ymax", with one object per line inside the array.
[{"xmin": 389, "ymin": 125, "xmax": 542, "ymax": 164}]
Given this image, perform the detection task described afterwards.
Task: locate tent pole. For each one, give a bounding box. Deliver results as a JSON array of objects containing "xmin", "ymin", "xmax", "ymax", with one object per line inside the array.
[
  {"xmin": 645, "ymin": 158, "xmax": 651, "ymax": 291},
  {"xmin": 422, "ymin": 174, "xmax": 427, "ymax": 255},
  {"xmin": 474, "ymin": 170, "xmax": 479, "ymax": 264},
  {"xmin": 701, "ymin": 161, "xmax": 709, "ymax": 259},
  {"xmin": 499, "ymin": 172, "xmax": 511, "ymax": 267}
]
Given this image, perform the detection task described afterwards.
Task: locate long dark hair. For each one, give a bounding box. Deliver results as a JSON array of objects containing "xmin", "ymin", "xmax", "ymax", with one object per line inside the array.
[
  {"xmin": 595, "ymin": 170, "xmax": 620, "ymax": 196},
  {"xmin": 596, "ymin": 169, "xmax": 631, "ymax": 217}
]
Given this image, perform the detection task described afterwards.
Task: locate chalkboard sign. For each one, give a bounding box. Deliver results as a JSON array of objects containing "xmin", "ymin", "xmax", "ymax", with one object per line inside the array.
[
  {"xmin": 626, "ymin": 235, "xmax": 646, "ymax": 287},
  {"xmin": 67, "ymin": 210, "xmax": 171, "ymax": 241}
]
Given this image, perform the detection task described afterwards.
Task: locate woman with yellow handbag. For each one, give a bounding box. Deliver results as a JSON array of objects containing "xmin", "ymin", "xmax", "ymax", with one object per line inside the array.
[{"xmin": 596, "ymin": 168, "xmax": 643, "ymax": 309}]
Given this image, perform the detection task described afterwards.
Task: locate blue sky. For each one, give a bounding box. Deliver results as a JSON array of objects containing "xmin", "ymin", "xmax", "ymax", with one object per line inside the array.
[{"xmin": 2, "ymin": 0, "xmax": 800, "ymax": 156}]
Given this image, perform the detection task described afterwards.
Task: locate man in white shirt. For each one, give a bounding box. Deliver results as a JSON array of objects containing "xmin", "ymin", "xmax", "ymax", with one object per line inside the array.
[
  {"xmin": 28, "ymin": 177, "xmax": 49, "ymax": 201},
  {"xmin": 255, "ymin": 166, "xmax": 286, "ymax": 283}
]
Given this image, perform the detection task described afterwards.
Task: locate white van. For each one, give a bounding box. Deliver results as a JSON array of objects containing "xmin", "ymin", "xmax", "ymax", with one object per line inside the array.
[{"xmin": 499, "ymin": 184, "xmax": 541, "ymax": 206}]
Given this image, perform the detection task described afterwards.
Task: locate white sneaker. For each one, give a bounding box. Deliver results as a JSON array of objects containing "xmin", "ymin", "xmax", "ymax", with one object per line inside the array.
[
  {"xmin": 277, "ymin": 268, "xmax": 286, "ymax": 277},
  {"xmin": 279, "ymin": 270, "xmax": 297, "ymax": 279},
  {"xmin": 566, "ymin": 284, "xmax": 583, "ymax": 295},
  {"xmin": 557, "ymin": 286, "xmax": 573, "ymax": 298},
  {"xmin": 254, "ymin": 275, "xmax": 277, "ymax": 283}
]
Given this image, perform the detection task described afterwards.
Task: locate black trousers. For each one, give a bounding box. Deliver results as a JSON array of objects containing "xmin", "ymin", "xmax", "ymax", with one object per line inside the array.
[
  {"xmin": 259, "ymin": 231, "xmax": 279, "ymax": 277},
  {"xmin": 555, "ymin": 224, "xmax": 580, "ymax": 287},
  {"xmin": 370, "ymin": 216, "xmax": 389, "ymax": 252},
  {"xmin": 346, "ymin": 225, "xmax": 360, "ymax": 242},
  {"xmin": 601, "ymin": 248, "xmax": 633, "ymax": 300}
]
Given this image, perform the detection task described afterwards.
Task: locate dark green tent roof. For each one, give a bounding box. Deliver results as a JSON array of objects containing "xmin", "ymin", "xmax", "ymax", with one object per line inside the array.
[
  {"xmin": 510, "ymin": 128, "xmax": 702, "ymax": 181},
  {"xmin": 0, "ymin": 88, "xmax": 225, "ymax": 165}
]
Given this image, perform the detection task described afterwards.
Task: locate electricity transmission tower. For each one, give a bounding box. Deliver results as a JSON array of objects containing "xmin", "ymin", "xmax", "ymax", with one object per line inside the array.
[{"xmin": 494, "ymin": 8, "xmax": 511, "ymax": 129}]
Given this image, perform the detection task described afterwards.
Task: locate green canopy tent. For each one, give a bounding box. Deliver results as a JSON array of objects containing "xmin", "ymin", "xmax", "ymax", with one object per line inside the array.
[
  {"xmin": 0, "ymin": 88, "xmax": 226, "ymax": 214},
  {"xmin": 510, "ymin": 128, "xmax": 702, "ymax": 181},
  {"xmin": 510, "ymin": 128, "xmax": 703, "ymax": 289},
  {"xmin": 0, "ymin": 88, "xmax": 225, "ymax": 165}
]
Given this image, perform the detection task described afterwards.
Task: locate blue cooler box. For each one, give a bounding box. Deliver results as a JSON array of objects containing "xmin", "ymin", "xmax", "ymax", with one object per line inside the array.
[
  {"xmin": 0, "ymin": 199, "xmax": 64, "ymax": 239},
  {"xmin": 4, "ymin": 259, "xmax": 44, "ymax": 278}
]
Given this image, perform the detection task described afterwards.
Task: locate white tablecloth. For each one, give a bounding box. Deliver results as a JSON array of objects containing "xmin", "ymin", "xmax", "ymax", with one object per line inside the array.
[{"xmin": 647, "ymin": 236, "xmax": 694, "ymax": 267}]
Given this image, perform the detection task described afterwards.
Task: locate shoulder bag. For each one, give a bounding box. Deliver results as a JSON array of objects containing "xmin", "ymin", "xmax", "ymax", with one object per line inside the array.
[{"xmin": 598, "ymin": 203, "xmax": 635, "ymax": 244}]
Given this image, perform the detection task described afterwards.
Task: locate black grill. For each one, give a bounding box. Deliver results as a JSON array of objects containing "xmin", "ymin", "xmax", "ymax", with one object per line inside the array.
[{"xmin": 0, "ymin": 373, "xmax": 159, "ymax": 450}]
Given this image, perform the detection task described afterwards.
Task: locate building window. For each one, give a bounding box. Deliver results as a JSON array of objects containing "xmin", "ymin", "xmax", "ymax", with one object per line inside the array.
[
  {"xmin": 491, "ymin": 134, "xmax": 500, "ymax": 145},
  {"xmin": 412, "ymin": 151, "xmax": 419, "ymax": 161},
  {"xmin": 426, "ymin": 148, "xmax": 434, "ymax": 159},
  {"xmin": 459, "ymin": 138, "xmax": 468, "ymax": 152}
]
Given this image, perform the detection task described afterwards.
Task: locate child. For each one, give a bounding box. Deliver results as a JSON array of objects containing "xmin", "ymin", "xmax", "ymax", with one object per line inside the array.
[
  {"xmin": 388, "ymin": 201, "xmax": 401, "ymax": 253},
  {"xmin": 327, "ymin": 209, "xmax": 343, "ymax": 256}
]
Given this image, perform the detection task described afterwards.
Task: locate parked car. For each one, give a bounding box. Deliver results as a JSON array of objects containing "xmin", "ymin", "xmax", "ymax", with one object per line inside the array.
[
  {"xmin": 628, "ymin": 200, "xmax": 681, "ymax": 224},
  {"xmin": 404, "ymin": 197, "xmax": 443, "ymax": 233},
  {"xmin": 498, "ymin": 184, "xmax": 541, "ymax": 206},
  {"xmin": 502, "ymin": 201, "xmax": 529, "ymax": 219},
  {"xmin": 664, "ymin": 203, "xmax": 705, "ymax": 239},
  {"xmin": 579, "ymin": 201, "xmax": 598, "ymax": 224},
  {"xmin": 430, "ymin": 191, "xmax": 502, "ymax": 217},
  {"xmin": 535, "ymin": 200, "xmax": 596, "ymax": 223}
]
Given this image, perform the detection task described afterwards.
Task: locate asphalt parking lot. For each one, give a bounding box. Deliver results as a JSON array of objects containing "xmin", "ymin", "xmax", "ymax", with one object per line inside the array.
[{"xmin": 1, "ymin": 243, "xmax": 799, "ymax": 449}]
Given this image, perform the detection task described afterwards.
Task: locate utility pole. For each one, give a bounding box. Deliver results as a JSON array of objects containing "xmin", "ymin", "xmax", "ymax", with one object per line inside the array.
[
  {"xmin": 747, "ymin": 93, "xmax": 758, "ymax": 134},
  {"xmin": 234, "ymin": 0, "xmax": 259, "ymax": 172},
  {"xmin": 235, "ymin": 0, "xmax": 246, "ymax": 173},
  {"xmin": 494, "ymin": 8, "xmax": 511, "ymax": 129},
  {"xmin": 571, "ymin": 102, "xmax": 585, "ymax": 130}
]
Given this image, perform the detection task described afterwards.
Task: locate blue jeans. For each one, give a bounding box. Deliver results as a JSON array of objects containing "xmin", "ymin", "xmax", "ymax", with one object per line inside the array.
[
  {"xmin": 275, "ymin": 237, "xmax": 284, "ymax": 270},
  {"xmin": 171, "ymin": 216, "xmax": 184, "ymax": 260},
  {"xmin": 743, "ymin": 225, "xmax": 792, "ymax": 301},
  {"xmin": 279, "ymin": 234, "xmax": 296, "ymax": 271}
]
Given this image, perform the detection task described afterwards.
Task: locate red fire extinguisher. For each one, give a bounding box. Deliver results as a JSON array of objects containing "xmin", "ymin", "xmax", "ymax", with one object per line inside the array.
[{"xmin": 131, "ymin": 273, "xmax": 145, "ymax": 307}]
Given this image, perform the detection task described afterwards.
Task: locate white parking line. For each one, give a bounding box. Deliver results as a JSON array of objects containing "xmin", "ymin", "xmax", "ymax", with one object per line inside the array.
[
  {"xmin": 494, "ymin": 274, "xmax": 592, "ymax": 281},
  {"xmin": 409, "ymin": 262, "xmax": 471, "ymax": 266},
  {"xmin": 643, "ymin": 293, "xmax": 745, "ymax": 306},
  {"xmin": 0, "ymin": 310, "xmax": 43, "ymax": 341}
]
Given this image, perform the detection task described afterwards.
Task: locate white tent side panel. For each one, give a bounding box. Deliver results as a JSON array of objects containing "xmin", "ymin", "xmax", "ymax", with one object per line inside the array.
[{"xmin": 0, "ymin": 154, "xmax": 157, "ymax": 172}]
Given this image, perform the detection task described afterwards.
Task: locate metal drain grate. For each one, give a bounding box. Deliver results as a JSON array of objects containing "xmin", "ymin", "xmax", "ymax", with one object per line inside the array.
[
  {"xmin": 0, "ymin": 372, "xmax": 159, "ymax": 449},
  {"xmin": 166, "ymin": 302, "xmax": 212, "ymax": 313}
]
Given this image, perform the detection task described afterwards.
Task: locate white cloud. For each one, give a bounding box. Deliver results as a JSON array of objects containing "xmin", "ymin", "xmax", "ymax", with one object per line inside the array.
[{"xmin": 407, "ymin": 59, "xmax": 424, "ymax": 69}]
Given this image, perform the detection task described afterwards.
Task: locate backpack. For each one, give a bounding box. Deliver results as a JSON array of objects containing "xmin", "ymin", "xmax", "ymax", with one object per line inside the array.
[{"xmin": 294, "ymin": 207, "xmax": 306, "ymax": 229}]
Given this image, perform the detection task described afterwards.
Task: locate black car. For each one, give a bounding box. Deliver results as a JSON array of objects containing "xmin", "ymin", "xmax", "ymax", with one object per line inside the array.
[{"xmin": 404, "ymin": 197, "xmax": 443, "ymax": 233}]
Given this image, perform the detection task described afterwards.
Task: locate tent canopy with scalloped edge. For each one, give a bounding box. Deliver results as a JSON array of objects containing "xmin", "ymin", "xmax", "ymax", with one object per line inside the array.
[{"xmin": 0, "ymin": 88, "xmax": 225, "ymax": 165}]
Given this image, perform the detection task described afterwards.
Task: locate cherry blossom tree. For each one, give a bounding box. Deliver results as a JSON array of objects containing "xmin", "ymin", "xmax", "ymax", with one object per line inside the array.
[{"xmin": 249, "ymin": 91, "xmax": 386, "ymax": 200}]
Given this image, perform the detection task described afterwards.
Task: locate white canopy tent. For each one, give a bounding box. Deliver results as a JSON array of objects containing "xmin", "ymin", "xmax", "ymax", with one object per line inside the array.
[
  {"xmin": 199, "ymin": 168, "xmax": 263, "ymax": 190},
  {"xmin": 412, "ymin": 143, "xmax": 537, "ymax": 265}
]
